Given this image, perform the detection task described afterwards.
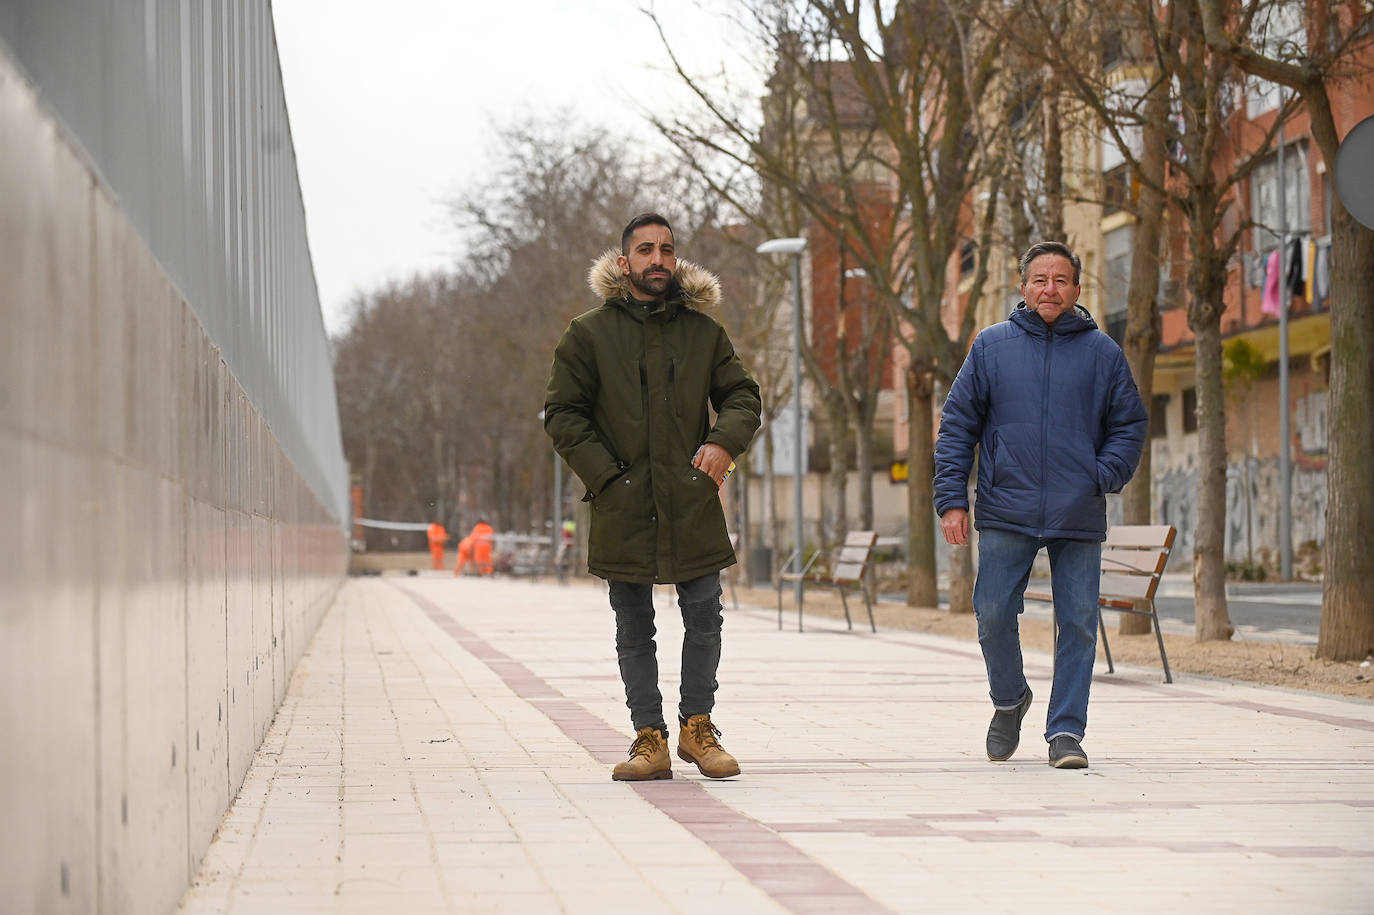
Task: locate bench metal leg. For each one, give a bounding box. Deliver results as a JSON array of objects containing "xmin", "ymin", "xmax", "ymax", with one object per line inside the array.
[
  {"xmin": 838, "ymin": 587, "xmax": 854, "ymax": 630},
  {"xmin": 1150, "ymin": 603, "xmax": 1173, "ymax": 683},
  {"xmin": 1097, "ymin": 609, "xmax": 1116, "ymax": 674},
  {"xmin": 862, "ymin": 585, "xmax": 876, "ymax": 633},
  {"xmin": 776, "ymin": 581, "xmax": 783, "ymax": 630}
]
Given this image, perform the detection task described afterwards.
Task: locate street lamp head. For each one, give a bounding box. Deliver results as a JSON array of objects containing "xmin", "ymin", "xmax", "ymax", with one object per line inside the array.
[{"xmin": 756, "ymin": 237, "xmax": 807, "ymax": 256}]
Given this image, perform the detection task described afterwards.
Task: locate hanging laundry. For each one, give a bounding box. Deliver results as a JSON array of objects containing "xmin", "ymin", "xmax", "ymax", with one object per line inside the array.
[
  {"xmin": 1285, "ymin": 237, "xmax": 1305, "ymax": 297},
  {"xmin": 1304, "ymin": 239, "xmax": 1316, "ymax": 304},
  {"xmin": 1313, "ymin": 241, "xmax": 1331, "ymax": 309},
  {"xmin": 1261, "ymin": 248, "xmax": 1282, "ymax": 316}
]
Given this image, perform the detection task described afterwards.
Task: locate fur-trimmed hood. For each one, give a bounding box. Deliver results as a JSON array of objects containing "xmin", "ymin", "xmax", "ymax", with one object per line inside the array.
[{"xmin": 586, "ymin": 249, "xmax": 721, "ymax": 312}]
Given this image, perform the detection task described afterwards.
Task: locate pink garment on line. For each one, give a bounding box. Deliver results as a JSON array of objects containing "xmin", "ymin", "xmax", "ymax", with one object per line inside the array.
[{"xmin": 1260, "ymin": 249, "xmax": 1282, "ymax": 316}]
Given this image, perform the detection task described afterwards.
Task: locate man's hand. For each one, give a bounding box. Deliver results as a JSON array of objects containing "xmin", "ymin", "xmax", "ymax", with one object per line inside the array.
[
  {"xmin": 940, "ymin": 508, "xmax": 970, "ymax": 545},
  {"xmin": 692, "ymin": 443, "xmax": 733, "ymax": 485}
]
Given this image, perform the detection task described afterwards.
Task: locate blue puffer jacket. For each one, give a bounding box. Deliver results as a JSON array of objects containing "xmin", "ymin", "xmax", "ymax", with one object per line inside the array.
[{"xmin": 934, "ymin": 303, "xmax": 1148, "ymax": 541}]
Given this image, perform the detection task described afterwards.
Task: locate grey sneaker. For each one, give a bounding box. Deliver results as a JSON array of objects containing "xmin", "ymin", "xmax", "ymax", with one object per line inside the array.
[{"xmin": 1048, "ymin": 735, "xmax": 1089, "ymax": 769}]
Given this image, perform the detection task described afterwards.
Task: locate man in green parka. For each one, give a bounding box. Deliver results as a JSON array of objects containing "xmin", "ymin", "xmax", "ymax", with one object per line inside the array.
[{"xmin": 544, "ymin": 213, "xmax": 761, "ymax": 781}]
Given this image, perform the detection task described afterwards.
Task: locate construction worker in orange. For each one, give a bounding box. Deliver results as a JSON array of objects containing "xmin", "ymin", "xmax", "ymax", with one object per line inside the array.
[
  {"xmin": 453, "ymin": 519, "xmax": 495, "ymax": 576},
  {"xmin": 426, "ymin": 522, "xmax": 449, "ymax": 570}
]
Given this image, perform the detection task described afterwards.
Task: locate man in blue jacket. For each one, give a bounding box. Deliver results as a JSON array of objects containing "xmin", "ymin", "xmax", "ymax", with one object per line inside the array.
[{"xmin": 934, "ymin": 241, "xmax": 1147, "ymax": 769}]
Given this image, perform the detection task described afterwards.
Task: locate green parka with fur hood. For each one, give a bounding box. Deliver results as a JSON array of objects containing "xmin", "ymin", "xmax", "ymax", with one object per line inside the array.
[{"xmin": 543, "ymin": 251, "xmax": 762, "ymax": 584}]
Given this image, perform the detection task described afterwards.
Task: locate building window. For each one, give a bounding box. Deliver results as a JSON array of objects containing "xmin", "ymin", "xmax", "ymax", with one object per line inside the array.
[
  {"xmin": 1103, "ymin": 165, "xmax": 1130, "ymax": 216},
  {"xmin": 959, "ymin": 239, "xmax": 977, "ymax": 278},
  {"xmin": 1103, "ymin": 224, "xmax": 1133, "ymax": 345},
  {"xmin": 1151, "ymin": 393, "xmax": 1170, "ymax": 439},
  {"xmin": 1251, "ymin": 141, "xmax": 1311, "ymax": 254},
  {"xmin": 1101, "ymin": 28, "xmax": 1123, "ymax": 70},
  {"xmin": 1182, "ymin": 387, "xmax": 1198, "ymax": 434},
  {"xmin": 1101, "ymin": 78, "xmax": 1146, "ymax": 173}
]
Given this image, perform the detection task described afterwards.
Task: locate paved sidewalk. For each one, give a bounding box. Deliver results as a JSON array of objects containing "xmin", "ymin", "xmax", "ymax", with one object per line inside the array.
[{"xmin": 178, "ymin": 575, "xmax": 1374, "ymax": 914}]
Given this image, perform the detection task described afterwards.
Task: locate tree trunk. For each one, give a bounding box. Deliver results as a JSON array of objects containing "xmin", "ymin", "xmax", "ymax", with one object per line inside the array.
[
  {"xmin": 1042, "ymin": 78, "xmax": 1065, "ymax": 241},
  {"xmin": 825, "ymin": 394, "xmax": 850, "ymax": 547},
  {"xmin": 946, "ymin": 452, "xmax": 976, "ymax": 614},
  {"xmin": 948, "ymin": 544, "xmax": 974, "ymax": 614},
  {"xmin": 855, "ymin": 416, "xmax": 875, "ymax": 530},
  {"xmin": 1190, "ymin": 316, "xmax": 1233, "ymax": 641},
  {"xmin": 1317, "ymin": 202, "xmax": 1374, "ymax": 660},
  {"xmin": 1118, "ymin": 77, "xmax": 1169, "ymax": 635},
  {"xmin": 906, "ymin": 369, "xmax": 938, "ymax": 606}
]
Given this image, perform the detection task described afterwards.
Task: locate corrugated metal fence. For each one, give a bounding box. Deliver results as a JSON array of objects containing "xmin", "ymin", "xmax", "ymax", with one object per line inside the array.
[{"xmin": 0, "ymin": 0, "xmax": 347, "ymax": 524}]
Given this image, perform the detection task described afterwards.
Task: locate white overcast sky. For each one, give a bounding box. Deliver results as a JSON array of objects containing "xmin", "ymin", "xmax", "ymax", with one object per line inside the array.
[{"xmin": 272, "ymin": 0, "xmax": 760, "ymax": 337}]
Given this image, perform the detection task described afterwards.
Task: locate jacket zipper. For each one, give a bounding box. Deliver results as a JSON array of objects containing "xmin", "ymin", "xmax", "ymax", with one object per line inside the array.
[{"xmin": 1039, "ymin": 328, "xmax": 1052, "ymax": 535}]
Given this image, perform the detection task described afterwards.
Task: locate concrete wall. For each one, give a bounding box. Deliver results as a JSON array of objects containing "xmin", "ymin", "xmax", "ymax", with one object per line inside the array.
[{"xmin": 0, "ymin": 33, "xmax": 345, "ymax": 915}]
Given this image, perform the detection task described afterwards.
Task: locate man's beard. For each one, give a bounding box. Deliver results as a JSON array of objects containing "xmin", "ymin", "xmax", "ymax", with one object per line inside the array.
[{"xmin": 630, "ymin": 267, "xmax": 672, "ymax": 298}]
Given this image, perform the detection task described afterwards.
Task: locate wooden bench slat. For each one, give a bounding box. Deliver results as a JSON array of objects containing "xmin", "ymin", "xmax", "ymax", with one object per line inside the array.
[
  {"xmin": 1099, "ymin": 571, "xmax": 1157, "ymax": 600},
  {"xmin": 1104, "ymin": 525, "xmax": 1176, "ymax": 548},
  {"xmin": 832, "ymin": 562, "xmax": 866, "ymax": 581},
  {"xmin": 836, "ymin": 546, "xmax": 872, "ymax": 563},
  {"xmin": 1100, "ymin": 549, "xmax": 1168, "ymax": 575}
]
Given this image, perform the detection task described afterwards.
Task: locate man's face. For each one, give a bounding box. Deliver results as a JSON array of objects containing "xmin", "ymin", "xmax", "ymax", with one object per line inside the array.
[
  {"xmin": 1020, "ymin": 254, "xmax": 1080, "ymax": 325},
  {"xmin": 618, "ymin": 224, "xmax": 676, "ymax": 300}
]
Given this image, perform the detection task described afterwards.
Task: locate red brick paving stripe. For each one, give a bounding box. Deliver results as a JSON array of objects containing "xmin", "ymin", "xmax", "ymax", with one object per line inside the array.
[
  {"xmin": 1215, "ymin": 699, "xmax": 1374, "ymax": 732},
  {"xmin": 393, "ymin": 583, "xmax": 894, "ymax": 915}
]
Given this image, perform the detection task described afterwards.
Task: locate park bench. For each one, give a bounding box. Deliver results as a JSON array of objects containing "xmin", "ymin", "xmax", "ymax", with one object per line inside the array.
[
  {"xmin": 1023, "ymin": 524, "xmax": 1177, "ymax": 683},
  {"xmin": 776, "ymin": 530, "xmax": 878, "ymax": 633}
]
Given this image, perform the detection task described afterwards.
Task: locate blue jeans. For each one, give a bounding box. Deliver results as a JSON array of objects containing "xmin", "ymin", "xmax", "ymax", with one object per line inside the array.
[
  {"xmin": 973, "ymin": 528, "xmax": 1101, "ymax": 742},
  {"xmin": 608, "ymin": 572, "xmax": 723, "ymax": 734}
]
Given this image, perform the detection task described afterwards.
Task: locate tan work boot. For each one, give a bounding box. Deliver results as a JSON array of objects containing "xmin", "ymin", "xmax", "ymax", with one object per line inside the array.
[
  {"xmin": 677, "ymin": 714, "xmax": 741, "ymax": 778},
  {"xmin": 611, "ymin": 727, "xmax": 672, "ymax": 781}
]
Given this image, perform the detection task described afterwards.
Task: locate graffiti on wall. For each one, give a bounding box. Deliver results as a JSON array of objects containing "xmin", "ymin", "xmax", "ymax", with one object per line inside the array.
[
  {"xmin": 1153, "ymin": 444, "xmax": 1199, "ymax": 559},
  {"xmin": 1153, "ymin": 388, "xmax": 1328, "ymax": 571}
]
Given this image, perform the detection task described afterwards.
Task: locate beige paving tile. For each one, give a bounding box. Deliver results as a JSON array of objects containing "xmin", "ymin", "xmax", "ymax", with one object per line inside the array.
[{"xmin": 177, "ymin": 577, "xmax": 1374, "ymax": 915}]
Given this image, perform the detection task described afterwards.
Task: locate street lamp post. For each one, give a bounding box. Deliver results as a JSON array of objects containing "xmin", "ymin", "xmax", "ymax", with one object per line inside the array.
[
  {"xmin": 757, "ymin": 237, "xmax": 808, "ymax": 616},
  {"xmin": 1276, "ymin": 118, "xmax": 1293, "ymax": 580}
]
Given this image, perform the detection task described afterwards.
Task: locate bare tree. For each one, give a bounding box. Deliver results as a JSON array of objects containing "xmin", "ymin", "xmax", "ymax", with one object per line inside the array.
[
  {"xmin": 1010, "ymin": 0, "xmax": 1177, "ymax": 634},
  {"xmin": 643, "ymin": 12, "xmax": 896, "ymax": 554},
  {"xmin": 650, "ymin": 0, "xmax": 1006, "ymax": 607},
  {"xmin": 334, "ymin": 275, "xmax": 474, "ymax": 539},
  {"xmin": 1023, "ymin": 0, "xmax": 1295, "ymax": 640},
  {"xmin": 1197, "ymin": 0, "xmax": 1374, "ymax": 659}
]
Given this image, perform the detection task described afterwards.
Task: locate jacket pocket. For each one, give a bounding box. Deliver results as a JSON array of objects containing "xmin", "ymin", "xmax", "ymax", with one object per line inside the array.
[
  {"xmin": 1073, "ymin": 441, "xmax": 1103, "ymax": 495},
  {"xmin": 985, "ymin": 431, "xmax": 1003, "ymax": 488},
  {"xmin": 673, "ymin": 465, "xmax": 729, "ymax": 563},
  {"xmin": 588, "ymin": 467, "xmax": 655, "ymax": 568}
]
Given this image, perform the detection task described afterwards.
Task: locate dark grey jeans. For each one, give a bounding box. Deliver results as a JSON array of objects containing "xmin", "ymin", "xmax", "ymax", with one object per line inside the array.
[{"xmin": 608, "ymin": 572, "xmax": 723, "ymax": 734}]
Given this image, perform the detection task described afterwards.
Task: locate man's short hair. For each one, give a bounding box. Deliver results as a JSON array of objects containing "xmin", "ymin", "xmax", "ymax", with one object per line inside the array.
[
  {"xmin": 621, "ymin": 213, "xmax": 674, "ymax": 255},
  {"xmin": 1019, "ymin": 241, "xmax": 1081, "ymax": 286}
]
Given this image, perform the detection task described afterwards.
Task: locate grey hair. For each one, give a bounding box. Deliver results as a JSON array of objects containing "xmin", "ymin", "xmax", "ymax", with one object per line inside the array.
[{"xmin": 1019, "ymin": 241, "xmax": 1081, "ymax": 286}]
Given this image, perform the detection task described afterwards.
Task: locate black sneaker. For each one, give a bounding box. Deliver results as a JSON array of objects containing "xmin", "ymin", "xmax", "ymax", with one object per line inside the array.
[
  {"xmin": 1048, "ymin": 735, "xmax": 1089, "ymax": 769},
  {"xmin": 985, "ymin": 688, "xmax": 1033, "ymax": 761}
]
